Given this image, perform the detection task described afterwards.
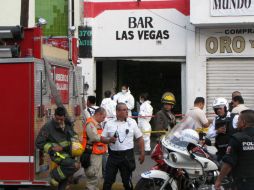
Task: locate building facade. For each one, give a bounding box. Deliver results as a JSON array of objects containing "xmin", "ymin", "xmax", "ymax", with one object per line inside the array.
[
  {"xmin": 191, "ymin": 0, "xmax": 254, "ymax": 113},
  {"xmin": 80, "ymin": 0, "xmax": 254, "ymax": 114},
  {"xmin": 80, "ymin": 0, "xmax": 191, "ymax": 113}
]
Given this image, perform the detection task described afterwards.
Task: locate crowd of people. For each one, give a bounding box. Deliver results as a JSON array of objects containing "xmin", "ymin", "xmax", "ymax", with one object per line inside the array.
[{"xmin": 35, "ymin": 86, "xmax": 254, "ymax": 190}]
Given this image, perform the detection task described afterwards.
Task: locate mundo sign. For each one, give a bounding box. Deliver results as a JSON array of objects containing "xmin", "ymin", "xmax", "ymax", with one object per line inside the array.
[{"xmin": 211, "ymin": 0, "xmax": 254, "ymax": 16}]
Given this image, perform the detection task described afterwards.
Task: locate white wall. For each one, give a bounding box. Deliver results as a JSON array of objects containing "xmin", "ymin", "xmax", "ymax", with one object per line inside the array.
[
  {"xmin": 81, "ymin": 0, "xmax": 203, "ymax": 112},
  {"xmin": 74, "ymin": 0, "xmax": 84, "ymax": 37},
  {"xmin": 0, "ymin": 0, "xmax": 35, "ymax": 27},
  {"xmin": 80, "ymin": 58, "xmax": 96, "ymax": 95},
  {"xmin": 185, "ymin": 24, "xmax": 207, "ymax": 112},
  {"xmin": 93, "ymin": 9, "xmax": 188, "ymax": 57}
]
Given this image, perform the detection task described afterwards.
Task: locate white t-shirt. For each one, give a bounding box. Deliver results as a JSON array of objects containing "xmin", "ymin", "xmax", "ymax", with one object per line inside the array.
[
  {"xmin": 232, "ymin": 104, "xmax": 249, "ymax": 114},
  {"xmin": 186, "ymin": 107, "xmax": 208, "ymax": 130},
  {"xmin": 87, "ymin": 105, "xmax": 99, "ymax": 116},
  {"xmin": 100, "ymin": 98, "xmax": 117, "ymax": 118},
  {"xmin": 102, "ymin": 118, "xmax": 142, "ymax": 151}
]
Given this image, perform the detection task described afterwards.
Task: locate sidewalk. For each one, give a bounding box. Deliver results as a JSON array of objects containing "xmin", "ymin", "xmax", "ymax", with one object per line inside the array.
[{"xmin": 69, "ymin": 152, "xmax": 155, "ymax": 190}]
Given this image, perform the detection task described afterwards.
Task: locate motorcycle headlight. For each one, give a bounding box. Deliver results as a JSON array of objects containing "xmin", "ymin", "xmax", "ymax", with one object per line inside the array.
[{"xmin": 170, "ymin": 153, "xmax": 177, "ymax": 163}]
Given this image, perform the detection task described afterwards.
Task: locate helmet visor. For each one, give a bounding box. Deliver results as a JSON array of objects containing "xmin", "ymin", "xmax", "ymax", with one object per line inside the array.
[{"xmin": 213, "ymin": 105, "xmax": 225, "ymax": 109}]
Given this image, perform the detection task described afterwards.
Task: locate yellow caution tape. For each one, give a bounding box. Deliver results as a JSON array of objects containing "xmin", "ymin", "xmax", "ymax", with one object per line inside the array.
[
  {"xmin": 141, "ymin": 128, "xmax": 209, "ymax": 134},
  {"xmin": 195, "ymin": 128, "xmax": 209, "ymax": 133}
]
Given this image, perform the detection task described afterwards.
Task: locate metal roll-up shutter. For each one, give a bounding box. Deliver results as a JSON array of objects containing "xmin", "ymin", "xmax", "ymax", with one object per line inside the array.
[{"xmin": 206, "ymin": 59, "xmax": 254, "ymax": 114}]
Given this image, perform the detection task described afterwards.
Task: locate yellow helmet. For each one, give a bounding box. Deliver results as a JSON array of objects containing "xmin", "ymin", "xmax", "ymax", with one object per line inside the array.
[
  {"xmin": 161, "ymin": 92, "xmax": 176, "ymax": 105},
  {"xmin": 71, "ymin": 142, "xmax": 84, "ymax": 157}
]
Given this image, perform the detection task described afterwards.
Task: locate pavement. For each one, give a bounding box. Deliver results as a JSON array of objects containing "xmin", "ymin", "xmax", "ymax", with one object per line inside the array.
[
  {"xmin": 68, "ymin": 152, "xmax": 155, "ymax": 190},
  {"xmin": 1, "ymin": 137, "xmax": 157, "ymax": 190},
  {"xmin": 75, "ymin": 137, "xmax": 157, "ymax": 190}
]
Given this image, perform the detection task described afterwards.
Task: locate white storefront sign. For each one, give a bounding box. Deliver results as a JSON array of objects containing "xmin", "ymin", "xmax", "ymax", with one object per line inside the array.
[
  {"xmin": 211, "ymin": 0, "xmax": 254, "ymax": 16},
  {"xmin": 93, "ymin": 9, "xmax": 187, "ymax": 57},
  {"xmin": 200, "ymin": 28, "xmax": 254, "ymax": 56}
]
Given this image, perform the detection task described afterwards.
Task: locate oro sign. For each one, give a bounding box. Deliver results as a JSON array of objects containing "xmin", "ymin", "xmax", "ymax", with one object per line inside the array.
[{"xmin": 200, "ymin": 28, "xmax": 254, "ymax": 56}]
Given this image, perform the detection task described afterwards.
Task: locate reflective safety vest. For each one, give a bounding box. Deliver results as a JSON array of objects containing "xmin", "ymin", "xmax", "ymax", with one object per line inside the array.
[{"xmin": 82, "ymin": 117, "xmax": 107, "ymax": 155}]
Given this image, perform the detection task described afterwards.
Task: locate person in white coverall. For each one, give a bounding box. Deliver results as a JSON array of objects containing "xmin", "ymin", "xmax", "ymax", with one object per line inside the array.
[
  {"xmin": 100, "ymin": 90, "xmax": 116, "ymax": 120},
  {"xmin": 113, "ymin": 84, "xmax": 135, "ymax": 116},
  {"xmin": 138, "ymin": 93, "xmax": 153, "ymax": 153}
]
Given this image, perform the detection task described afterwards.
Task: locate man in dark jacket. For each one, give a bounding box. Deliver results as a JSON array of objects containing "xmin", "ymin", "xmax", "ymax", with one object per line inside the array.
[
  {"xmin": 154, "ymin": 92, "xmax": 176, "ymax": 138},
  {"xmin": 215, "ymin": 110, "xmax": 254, "ymax": 190},
  {"xmin": 36, "ymin": 107, "xmax": 80, "ymax": 190}
]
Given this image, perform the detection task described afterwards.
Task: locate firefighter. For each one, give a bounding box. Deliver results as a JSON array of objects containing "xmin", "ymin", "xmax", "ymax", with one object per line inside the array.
[
  {"xmin": 81, "ymin": 107, "xmax": 116, "ymax": 190},
  {"xmin": 36, "ymin": 107, "xmax": 81, "ymax": 190},
  {"xmin": 154, "ymin": 92, "xmax": 176, "ymax": 137}
]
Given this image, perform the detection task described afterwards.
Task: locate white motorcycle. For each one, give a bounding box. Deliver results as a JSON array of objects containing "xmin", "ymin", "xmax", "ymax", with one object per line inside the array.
[{"xmin": 135, "ymin": 116, "xmax": 219, "ymax": 190}]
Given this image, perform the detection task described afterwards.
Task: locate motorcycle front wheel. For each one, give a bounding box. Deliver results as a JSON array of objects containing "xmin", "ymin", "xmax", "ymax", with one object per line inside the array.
[{"xmin": 134, "ymin": 178, "xmax": 175, "ymax": 190}]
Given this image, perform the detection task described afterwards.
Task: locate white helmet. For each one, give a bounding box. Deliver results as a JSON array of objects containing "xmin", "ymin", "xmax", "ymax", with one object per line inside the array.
[
  {"xmin": 212, "ymin": 97, "xmax": 228, "ymax": 111},
  {"xmin": 180, "ymin": 129, "xmax": 199, "ymax": 145}
]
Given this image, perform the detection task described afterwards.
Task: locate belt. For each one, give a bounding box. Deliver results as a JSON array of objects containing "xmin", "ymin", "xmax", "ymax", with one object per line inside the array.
[{"xmin": 108, "ymin": 148, "xmax": 133, "ymax": 156}]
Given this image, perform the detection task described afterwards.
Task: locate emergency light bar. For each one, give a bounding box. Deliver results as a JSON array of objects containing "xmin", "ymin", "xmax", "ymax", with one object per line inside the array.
[
  {"xmin": 0, "ymin": 26, "xmax": 24, "ymax": 40},
  {"xmin": 0, "ymin": 45, "xmax": 20, "ymax": 58}
]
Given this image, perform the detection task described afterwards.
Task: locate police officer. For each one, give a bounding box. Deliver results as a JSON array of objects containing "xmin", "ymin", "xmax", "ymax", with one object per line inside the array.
[
  {"xmin": 207, "ymin": 97, "xmax": 238, "ymax": 162},
  {"xmin": 215, "ymin": 110, "xmax": 254, "ymax": 190},
  {"xmin": 101, "ymin": 103, "xmax": 145, "ymax": 190},
  {"xmin": 36, "ymin": 107, "xmax": 80, "ymax": 190}
]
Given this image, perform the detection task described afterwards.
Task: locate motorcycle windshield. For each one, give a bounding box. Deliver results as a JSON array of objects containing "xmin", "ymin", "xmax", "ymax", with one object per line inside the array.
[{"xmin": 163, "ymin": 116, "xmax": 196, "ymax": 152}]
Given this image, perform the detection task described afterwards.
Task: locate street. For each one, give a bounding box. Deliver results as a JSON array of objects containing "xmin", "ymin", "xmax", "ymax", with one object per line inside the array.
[
  {"xmin": 70, "ymin": 153, "xmax": 155, "ymax": 190},
  {"xmin": 65, "ymin": 136, "xmax": 157, "ymax": 190}
]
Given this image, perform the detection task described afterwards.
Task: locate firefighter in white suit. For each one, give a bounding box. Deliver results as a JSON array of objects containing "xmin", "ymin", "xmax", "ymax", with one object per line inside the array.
[
  {"xmin": 138, "ymin": 93, "xmax": 153, "ymax": 152},
  {"xmin": 113, "ymin": 84, "xmax": 135, "ymax": 116}
]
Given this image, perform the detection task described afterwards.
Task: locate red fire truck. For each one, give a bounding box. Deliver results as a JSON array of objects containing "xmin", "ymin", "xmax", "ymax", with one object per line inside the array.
[{"xmin": 0, "ymin": 26, "xmax": 82, "ymax": 189}]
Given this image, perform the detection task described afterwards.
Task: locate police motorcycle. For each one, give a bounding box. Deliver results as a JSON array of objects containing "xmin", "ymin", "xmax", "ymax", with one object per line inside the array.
[{"xmin": 135, "ymin": 116, "xmax": 219, "ymax": 190}]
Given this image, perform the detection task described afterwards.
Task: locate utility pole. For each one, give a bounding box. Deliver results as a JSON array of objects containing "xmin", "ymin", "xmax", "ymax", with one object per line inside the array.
[{"xmin": 20, "ymin": 0, "xmax": 29, "ymax": 27}]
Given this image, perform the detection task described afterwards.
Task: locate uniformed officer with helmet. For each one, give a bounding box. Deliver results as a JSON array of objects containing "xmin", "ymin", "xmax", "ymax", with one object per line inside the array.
[
  {"xmin": 154, "ymin": 92, "xmax": 176, "ymax": 136},
  {"xmin": 215, "ymin": 110, "xmax": 254, "ymax": 190},
  {"xmin": 207, "ymin": 97, "xmax": 238, "ymax": 162}
]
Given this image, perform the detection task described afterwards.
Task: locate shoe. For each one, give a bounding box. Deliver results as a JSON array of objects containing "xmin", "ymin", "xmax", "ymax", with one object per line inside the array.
[
  {"xmin": 145, "ymin": 151, "xmax": 151, "ymax": 155},
  {"xmin": 50, "ymin": 178, "xmax": 59, "ymax": 187}
]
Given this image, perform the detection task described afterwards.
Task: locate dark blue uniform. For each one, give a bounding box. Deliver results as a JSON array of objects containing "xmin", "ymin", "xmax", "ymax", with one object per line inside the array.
[{"xmin": 223, "ymin": 127, "xmax": 254, "ymax": 190}]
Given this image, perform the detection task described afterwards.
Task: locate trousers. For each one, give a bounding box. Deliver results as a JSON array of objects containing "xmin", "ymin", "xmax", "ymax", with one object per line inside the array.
[
  {"xmin": 103, "ymin": 149, "xmax": 135, "ymax": 190},
  {"xmin": 50, "ymin": 157, "xmax": 79, "ymax": 190},
  {"xmin": 138, "ymin": 120, "xmax": 151, "ymax": 151},
  {"xmin": 234, "ymin": 178, "xmax": 254, "ymax": 190},
  {"xmin": 84, "ymin": 154, "xmax": 103, "ymax": 190}
]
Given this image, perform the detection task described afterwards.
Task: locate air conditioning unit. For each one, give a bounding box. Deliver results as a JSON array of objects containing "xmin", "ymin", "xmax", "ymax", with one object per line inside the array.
[{"xmin": 0, "ymin": 26, "xmax": 24, "ymax": 58}]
